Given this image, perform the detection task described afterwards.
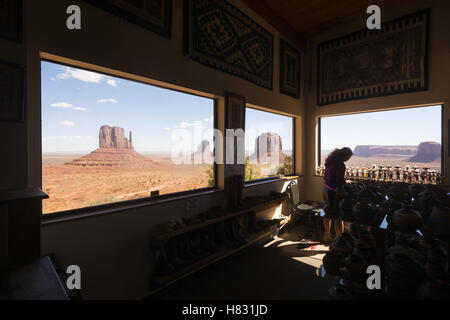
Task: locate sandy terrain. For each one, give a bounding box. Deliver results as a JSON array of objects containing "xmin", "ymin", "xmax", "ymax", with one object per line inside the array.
[{"xmin": 42, "ymin": 154, "xmax": 211, "ymax": 214}]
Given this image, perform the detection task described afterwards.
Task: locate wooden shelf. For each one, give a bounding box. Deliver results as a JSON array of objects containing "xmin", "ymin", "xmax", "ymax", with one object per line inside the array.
[
  {"xmin": 149, "ymin": 223, "xmax": 279, "ymax": 295},
  {"xmin": 0, "ymin": 188, "xmax": 48, "ymax": 204},
  {"xmin": 153, "ymin": 195, "xmax": 288, "ymax": 241}
]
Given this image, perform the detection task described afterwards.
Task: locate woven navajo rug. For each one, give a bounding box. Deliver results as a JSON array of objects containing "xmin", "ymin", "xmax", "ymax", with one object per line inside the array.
[
  {"xmin": 318, "ymin": 9, "xmax": 429, "ymax": 106},
  {"xmin": 184, "ymin": 0, "xmax": 273, "ymax": 90}
]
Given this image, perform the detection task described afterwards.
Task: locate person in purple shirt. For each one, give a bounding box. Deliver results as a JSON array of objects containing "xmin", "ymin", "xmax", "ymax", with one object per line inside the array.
[{"xmin": 322, "ymin": 147, "xmax": 353, "ymax": 243}]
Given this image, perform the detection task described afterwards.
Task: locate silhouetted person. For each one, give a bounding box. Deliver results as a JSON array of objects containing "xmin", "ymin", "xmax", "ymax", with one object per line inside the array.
[{"xmin": 322, "ymin": 147, "xmax": 353, "ymax": 243}]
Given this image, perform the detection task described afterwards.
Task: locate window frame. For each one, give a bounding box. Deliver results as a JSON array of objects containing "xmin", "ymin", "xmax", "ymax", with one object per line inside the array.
[
  {"xmin": 244, "ymin": 106, "xmax": 296, "ymax": 185},
  {"xmin": 317, "ymin": 104, "xmax": 445, "ymax": 177},
  {"xmin": 40, "ymin": 58, "xmax": 219, "ymax": 218}
]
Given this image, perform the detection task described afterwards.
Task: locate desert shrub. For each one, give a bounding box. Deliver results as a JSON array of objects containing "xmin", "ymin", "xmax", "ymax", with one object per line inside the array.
[
  {"xmin": 276, "ymin": 155, "xmax": 293, "ymax": 176},
  {"xmin": 205, "ymin": 164, "xmax": 215, "ymax": 187}
]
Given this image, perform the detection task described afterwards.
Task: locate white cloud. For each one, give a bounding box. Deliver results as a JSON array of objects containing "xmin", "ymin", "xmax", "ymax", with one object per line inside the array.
[
  {"xmin": 97, "ymin": 98, "xmax": 118, "ymax": 103},
  {"xmin": 164, "ymin": 127, "xmax": 171, "ymax": 131},
  {"xmin": 204, "ymin": 116, "xmax": 214, "ymax": 122},
  {"xmin": 50, "ymin": 102, "xmax": 88, "ymax": 112},
  {"xmin": 178, "ymin": 120, "xmax": 208, "ymax": 129},
  {"xmin": 106, "ymin": 79, "xmax": 117, "ymax": 87},
  {"xmin": 50, "ymin": 77, "xmax": 56, "ymax": 81},
  {"xmin": 51, "ymin": 102, "xmax": 73, "ymax": 109},
  {"xmin": 59, "ymin": 120, "xmax": 75, "ymax": 127},
  {"xmin": 72, "ymin": 107, "xmax": 88, "ymax": 112},
  {"xmin": 57, "ymin": 67, "xmax": 104, "ymax": 83}
]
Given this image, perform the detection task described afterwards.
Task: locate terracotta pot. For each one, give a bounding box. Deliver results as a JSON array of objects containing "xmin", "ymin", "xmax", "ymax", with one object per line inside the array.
[
  {"xmin": 409, "ymin": 184, "xmax": 426, "ymax": 200},
  {"xmin": 385, "ymin": 252, "xmax": 424, "ymax": 289},
  {"xmin": 352, "ymin": 240, "xmax": 373, "ymax": 262},
  {"xmin": 323, "ymin": 252, "xmax": 343, "ymax": 276},
  {"xmin": 425, "ymin": 205, "xmax": 450, "ymax": 240},
  {"xmin": 427, "ymin": 246, "xmax": 447, "ymax": 265},
  {"xmin": 343, "ymin": 253, "xmax": 368, "ymax": 274},
  {"xmin": 425, "ymin": 261, "xmax": 447, "ymax": 282},
  {"xmin": 339, "ymin": 197, "xmax": 355, "ymax": 221},
  {"xmin": 356, "ymin": 189, "xmax": 378, "ymax": 203},
  {"xmin": 418, "ymin": 191, "xmax": 437, "ymax": 221},
  {"xmin": 418, "ymin": 278, "xmax": 450, "ymax": 300},
  {"xmin": 387, "ymin": 184, "xmax": 411, "ymax": 202},
  {"xmin": 388, "ymin": 199, "xmax": 407, "ymax": 213},
  {"xmin": 330, "ymin": 234, "xmax": 353, "ymax": 256},
  {"xmin": 391, "ymin": 207, "xmax": 423, "ymax": 234},
  {"xmin": 328, "ymin": 285, "xmax": 355, "ymax": 300},
  {"xmin": 352, "ymin": 201, "xmax": 377, "ymax": 225},
  {"xmin": 357, "ymin": 229, "xmax": 377, "ymax": 248}
]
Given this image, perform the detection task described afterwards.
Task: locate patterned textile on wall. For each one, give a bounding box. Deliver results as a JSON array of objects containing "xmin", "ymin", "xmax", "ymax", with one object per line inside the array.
[
  {"xmin": 280, "ymin": 39, "xmax": 301, "ymax": 99},
  {"xmin": 84, "ymin": 0, "xmax": 172, "ymax": 39},
  {"xmin": 184, "ymin": 0, "xmax": 273, "ymax": 90},
  {"xmin": 318, "ymin": 9, "xmax": 429, "ymax": 106}
]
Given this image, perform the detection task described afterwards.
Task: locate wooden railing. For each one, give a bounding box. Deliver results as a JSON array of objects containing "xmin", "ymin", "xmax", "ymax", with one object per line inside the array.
[{"xmin": 316, "ymin": 165, "xmax": 443, "ymax": 184}]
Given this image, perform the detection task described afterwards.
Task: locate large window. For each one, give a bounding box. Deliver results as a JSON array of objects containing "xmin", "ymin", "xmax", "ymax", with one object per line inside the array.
[
  {"xmin": 245, "ymin": 107, "xmax": 294, "ymax": 181},
  {"xmin": 41, "ymin": 60, "xmax": 216, "ymax": 214},
  {"xmin": 319, "ymin": 105, "xmax": 443, "ymax": 175}
]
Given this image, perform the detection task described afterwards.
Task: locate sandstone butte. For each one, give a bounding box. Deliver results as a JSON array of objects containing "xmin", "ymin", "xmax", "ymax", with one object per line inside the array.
[
  {"xmin": 68, "ymin": 125, "xmax": 150, "ymax": 167},
  {"xmin": 249, "ymin": 132, "xmax": 286, "ymax": 164}
]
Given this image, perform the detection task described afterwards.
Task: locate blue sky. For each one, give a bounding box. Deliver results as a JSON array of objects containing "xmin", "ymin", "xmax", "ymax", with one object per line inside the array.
[
  {"xmin": 42, "ymin": 61, "xmax": 295, "ymax": 155},
  {"xmin": 245, "ymin": 108, "xmax": 293, "ymax": 154},
  {"xmin": 321, "ymin": 105, "xmax": 442, "ymax": 151},
  {"xmin": 43, "ymin": 60, "xmax": 437, "ymax": 156},
  {"xmin": 42, "ymin": 61, "xmax": 215, "ymax": 154}
]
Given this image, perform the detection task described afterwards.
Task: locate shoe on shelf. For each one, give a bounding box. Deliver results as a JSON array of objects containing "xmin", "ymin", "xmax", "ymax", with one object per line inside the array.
[{"xmin": 322, "ymin": 232, "xmax": 335, "ymax": 243}]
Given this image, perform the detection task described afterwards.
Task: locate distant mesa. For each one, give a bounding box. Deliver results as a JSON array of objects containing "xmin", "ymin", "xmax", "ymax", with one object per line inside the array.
[
  {"xmin": 68, "ymin": 125, "xmax": 151, "ymax": 167},
  {"xmin": 249, "ymin": 132, "xmax": 286, "ymax": 163},
  {"xmin": 354, "ymin": 145, "xmax": 417, "ymax": 157},
  {"xmin": 353, "ymin": 142, "xmax": 441, "ymax": 163},
  {"xmin": 408, "ymin": 142, "xmax": 441, "ymax": 163}
]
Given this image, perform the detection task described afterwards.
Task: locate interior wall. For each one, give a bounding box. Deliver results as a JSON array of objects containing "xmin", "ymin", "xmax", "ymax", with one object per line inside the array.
[
  {"xmin": 0, "ymin": 0, "xmax": 307, "ymax": 299},
  {"xmin": 304, "ymin": 0, "xmax": 450, "ymax": 202}
]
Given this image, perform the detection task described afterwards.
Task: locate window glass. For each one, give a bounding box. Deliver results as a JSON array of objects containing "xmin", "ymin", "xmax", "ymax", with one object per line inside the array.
[
  {"xmin": 41, "ymin": 60, "xmax": 215, "ymax": 214},
  {"xmin": 245, "ymin": 108, "xmax": 294, "ymax": 181},
  {"xmin": 320, "ymin": 106, "xmax": 442, "ymax": 175}
]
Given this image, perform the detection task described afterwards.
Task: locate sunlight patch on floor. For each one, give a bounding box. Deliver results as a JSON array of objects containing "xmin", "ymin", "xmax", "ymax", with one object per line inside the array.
[
  {"xmin": 292, "ymin": 254, "xmax": 326, "ymax": 269},
  {"xmin": 263, "ymin": 236, "xmax": 284, "ymax": 248}
]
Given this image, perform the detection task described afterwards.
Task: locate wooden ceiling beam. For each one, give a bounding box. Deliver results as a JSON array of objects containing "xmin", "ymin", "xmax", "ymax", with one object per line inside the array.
[{"xmin": 241, "ymin": 0, "xmax": 307, "ymax": 53}]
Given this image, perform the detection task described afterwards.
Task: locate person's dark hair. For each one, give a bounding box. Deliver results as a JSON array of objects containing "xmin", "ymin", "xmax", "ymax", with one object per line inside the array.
[{"xmin": 325, "ymin": 147, "xmax": 353, "ymax": 163}]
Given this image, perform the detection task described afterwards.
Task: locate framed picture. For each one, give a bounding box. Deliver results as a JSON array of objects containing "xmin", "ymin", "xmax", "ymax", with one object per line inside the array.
[
  {"xmin": 225, "ymin": 93, "xmax": 246, "ymax": 131},
  {"xmin": 318, "ymin": 9, "xmax": 429, "ymax": 106},
  {"xmin": 225, "ymin": 92, "xmax": 246, "ymax": 177},
  {"xmin": 280, "ymin": 39, "xmax": 301, "ymax": 99},
  {"xmin": 0, "ymin": 60, "xmax": 25, "ymax": 122},
  {"xmin": 84, "ymin": 0, "xmax": 172, "ymax": 39},
  {"xmin": 0, "ymin": 0, "xmax": 23, "ymax": 43}
]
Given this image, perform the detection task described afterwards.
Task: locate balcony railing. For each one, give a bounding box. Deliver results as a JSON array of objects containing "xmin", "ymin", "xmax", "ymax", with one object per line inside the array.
[{"xmin": 316, "ymin": 165, "xmax": 443, "ymax": 185}]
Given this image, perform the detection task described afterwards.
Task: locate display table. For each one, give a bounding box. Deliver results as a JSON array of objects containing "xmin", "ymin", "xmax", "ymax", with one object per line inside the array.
[{"xmin": 3, "ymin": 256, "xmax": 69, "ymax": 300}]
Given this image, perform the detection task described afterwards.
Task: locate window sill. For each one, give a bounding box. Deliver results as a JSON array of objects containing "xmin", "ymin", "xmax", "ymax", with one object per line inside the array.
[
  {"xmin": 244, "ymin": 175, "xmax": 301, "ymax": 188},
  {"xmin": 41, "ymin": 189, "xmax": 224, "ymax": 226}
]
